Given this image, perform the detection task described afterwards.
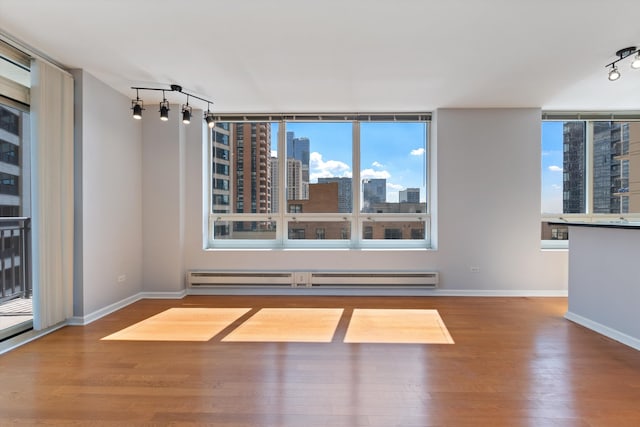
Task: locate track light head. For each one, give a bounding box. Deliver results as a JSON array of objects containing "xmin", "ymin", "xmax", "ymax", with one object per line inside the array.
[
  {"xmin": 182, "ymin": 104, "xmax": 192, "ymax": 124},
  {"xmin": 205, "ymin": 111, "xmax": 215, "ymax": 128},
  {"xmin": 608, "ymin": 66, "xmax": 621, "ymax": 81},
  {"xmin": 159, "ymin": 100, "xmax": 170, "ymax": 121},
  {"xmin": 131, "ymin": 99, "xmax": 144, "ymax": 120},
  {"xmin": 632, "ymin": 53, "xmax": 640, "ymax": 69}
]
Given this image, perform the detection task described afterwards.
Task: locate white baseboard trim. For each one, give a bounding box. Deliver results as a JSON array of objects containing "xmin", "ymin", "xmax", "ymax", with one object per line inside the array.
[
  {"xmin": 187, "ymin": 287, "xmax": 568, "ymax": 297},
  {"xmin": 67, "ymin": 290, "xmax": 187, "ymax": 326},
  {"xmin": 139, "ymin": 290, "xmax": 188, "ymax": 299},
  {"xmin": 565, "ymin": 311, "xmax": 640, "ymax": 352}
]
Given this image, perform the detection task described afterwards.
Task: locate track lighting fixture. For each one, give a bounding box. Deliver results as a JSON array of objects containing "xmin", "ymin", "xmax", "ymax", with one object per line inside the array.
[
  {"xmin": 131, "ymin": 89, "xmax": 144, "ymax": 119},
  {"xmin": 130, "ymin": 83, "xmax": 214, "ymax": 125},
  {"xmin": 204, "ymin": 102, "xmax": 215, "ymax": 128},
  {"xmin": 182, "ymin": 95, "xmax": 192, "ymax": 124},
  {"xmin": 605, "ymin": 46, "xmax": 640, "ymax": 81},
  {"xmin": 159, "ymin": 90, "xmax": 170, "ymax": 121}
]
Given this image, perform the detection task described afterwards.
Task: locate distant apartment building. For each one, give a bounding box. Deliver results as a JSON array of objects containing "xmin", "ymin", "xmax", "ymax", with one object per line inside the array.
[
  {"xmin": 563, "ymin": 122, "xmax": 586, "ymax": 214},
  {"xmin": 362, "ymin": 178, "xmax": 386, "ymax": 212},
  {"xmin": 561, "ymin": 121, "xmax": 640, "ymax": 218},
  {"xmin": 211, "ymin": 123, "xmax": 232, "ymax": 215},
  {"xmin": 231, "ymin": 122, "xmax": 272, "ymax": 231},
  {"xmin": 270, "ymin": 156, "xmax": 279, "ymax": 214},
  {"xmin": 399, "ymin": 188, "xmax": 420, "ymax": 203},
  {"xmin": 287, "ymin": 132, "xmax": 310, "ymax": 186},
  {"xmin": 318, "ymin": 177, "xmax": 352, "ymax": 213},
  {"xmin": 0, "ymin": 105, "xmax": 24, "ymax": 217},
  {"xmin": 286, "ymin": 158, "xmax": 305, "ymax": 201}
]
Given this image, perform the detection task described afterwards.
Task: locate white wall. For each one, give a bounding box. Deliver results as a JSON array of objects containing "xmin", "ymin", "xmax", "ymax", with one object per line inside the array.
[
  {"xmin": 166, "ymin": 108, "xmax": 567, "ymax": 294},
  {"xmin": 73, "ymin": 70, "xmax": 143, "ymax": 316}
]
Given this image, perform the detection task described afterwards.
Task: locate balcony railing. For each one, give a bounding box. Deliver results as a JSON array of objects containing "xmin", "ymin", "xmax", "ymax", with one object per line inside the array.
[{"xmin": 0, "ymin": 217, "xmax": 30, "ymax": 304}]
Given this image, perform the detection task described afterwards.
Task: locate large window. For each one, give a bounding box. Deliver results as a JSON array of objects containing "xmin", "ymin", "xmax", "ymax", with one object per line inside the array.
[
  {"xmin": 208, "ymin": 114, "xmax": 430, "ymax": 249},
  {"xmin": 541, "ymin": 116, "xmax": 640, "ymax": 245}
]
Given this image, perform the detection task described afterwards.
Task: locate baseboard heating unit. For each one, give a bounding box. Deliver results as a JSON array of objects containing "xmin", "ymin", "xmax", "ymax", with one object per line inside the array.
[{"xmin": 187, "ymin": 270, "xmax": 439, "ymax": 289}]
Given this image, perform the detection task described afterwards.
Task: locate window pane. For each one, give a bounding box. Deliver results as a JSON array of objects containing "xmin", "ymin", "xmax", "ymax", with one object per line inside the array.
[
  {"xmin": 360, "ymin": 122, "xmax": 427, "ymax": 214},
  {"xmin": 362, "ymin": 221, "xmax": 425, "ymax": 240},
  {"xmin": 285, "ymin": 122, "xmax": 352, "ymax": 214},
  {"xmin": 213, "ymin": 220, "xmax": 276, "ymax": 240},
  {"xmin": 287, "ymin": 221, "xmax": 350, "ymax": 240}
]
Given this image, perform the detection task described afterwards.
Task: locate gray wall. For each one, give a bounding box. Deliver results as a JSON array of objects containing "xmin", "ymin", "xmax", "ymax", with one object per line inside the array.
[
  {"xmin": 177, "ymin": 108, "xmax": 568, "ymax": 293},
  {"xmin": 74, "ymin": 76, "xmax": 568, "ymax": 319},
  {"xmin": 73, "ymin": 70, "xmax": 143, "ymax": 316}
]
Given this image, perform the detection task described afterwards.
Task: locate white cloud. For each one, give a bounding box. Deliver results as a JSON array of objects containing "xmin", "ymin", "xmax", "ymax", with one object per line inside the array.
[
  {"xmin": 387, "ymin": 183, "xmax": 404, "ymax": 191},
  {"xmin": 372, "ymin": 161, "xmax": 384, "ymax": 168},
  {"xmin": 410, "ymin": 148, "xmax": 425, "ymax": 156},
  {"xmin": 361, "ymin": 168, "xmax": 391, "ymax": 180},
  {"xmin": 551, "ymin": 184, "xmax": 562, "ymax": 190},
  {"xmin": 548, "ymin": 165, "xmax": 563, "ymax": 172},
  {"xmin": 310, "ymin": 151, "xmax": 352, "ymax": 181},
  {"xmin": 271, "ymin": 150, "xmax": 277, "ymax": 157}
]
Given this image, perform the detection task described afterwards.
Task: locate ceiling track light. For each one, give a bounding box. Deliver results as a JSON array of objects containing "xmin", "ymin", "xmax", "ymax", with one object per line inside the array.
[
  {"xmin": 131, "ymin": 88, "xmax": 144, "ymax": 119},
  {"xmin": 605, "ymin": 46, "xmax": 640, "ymax": 81},
  {"xmin": 204, "ymin": 102, "xmax": 215, "ymax": 128},
  {"xmin": 159, "ymin": 90, "xmax": 170, "ymax": 121},
  {"xmin": 182, "ymin": 95, "xmax": 192, "ymax": 124},
  {"xmin": 130, "ymin": 83, "xmax": 214, "ymax": 125}
]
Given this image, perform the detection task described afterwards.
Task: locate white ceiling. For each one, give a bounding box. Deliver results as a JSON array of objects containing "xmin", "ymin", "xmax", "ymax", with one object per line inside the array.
[{"xmin": 1, "ymin": 0, "xmax": 640, "ymax": 113}]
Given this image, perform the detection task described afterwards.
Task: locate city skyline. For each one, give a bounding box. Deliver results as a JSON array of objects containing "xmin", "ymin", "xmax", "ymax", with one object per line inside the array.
[{"xmin": 271, "ymin": 122, "xmax": 427, "ymax": 203}]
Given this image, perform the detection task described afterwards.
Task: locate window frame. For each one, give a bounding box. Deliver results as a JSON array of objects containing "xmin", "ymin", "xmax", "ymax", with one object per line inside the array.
[
  {"xmin": 541, "ymin": 113, "xmax": 640, "ymax": 248},
  {"xmin": 206, "ymin": 114, "xmax": 432, "ymax": 250}
]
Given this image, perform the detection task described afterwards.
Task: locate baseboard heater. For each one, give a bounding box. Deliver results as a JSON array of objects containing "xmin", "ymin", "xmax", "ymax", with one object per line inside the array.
[{"xmin": 187, "ymin": 270, "xmax": 438, "ymax": 289}]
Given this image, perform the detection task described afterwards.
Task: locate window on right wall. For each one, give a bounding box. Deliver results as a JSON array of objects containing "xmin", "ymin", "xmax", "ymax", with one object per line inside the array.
[{"xmin": 541, "ymin": 116, "xmax": 640, "ymax": 247}]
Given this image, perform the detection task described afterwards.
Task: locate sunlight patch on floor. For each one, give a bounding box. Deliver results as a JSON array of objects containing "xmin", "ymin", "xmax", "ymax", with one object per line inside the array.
[
  {"xmin": 222, "ymin": 308, "xmax": 344, "ymax": 343},
  {"xmin": 344, "ymin": 309, "xmax": 454, "ymax": 344},
  {"xmin": 101, "ymin": 307, "xmax": 251, "ymax": 341}
]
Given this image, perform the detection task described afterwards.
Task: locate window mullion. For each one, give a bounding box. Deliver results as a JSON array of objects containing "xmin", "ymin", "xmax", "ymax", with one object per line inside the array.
[{"xmin": 352, "ymin": 121, "xmax": 361, "ymax": 248}]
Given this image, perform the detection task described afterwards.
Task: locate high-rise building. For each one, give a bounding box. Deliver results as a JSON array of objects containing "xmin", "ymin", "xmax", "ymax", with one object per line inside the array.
[
  {"xmin": 318, "ymin": 177, "xmax": 352, "ymax": 213},
  {"xmin": 399, "ymin": 188, "xmax": 420, "ymax": 203},
  {"xmin": 286, "ymin": 158, "xmax": 304, "ymax": 201},
  {"xmin": 211, "ymin": 123, "xmax": 232, "ymax": 216},
  {"xmin": 362, "ymin": 178, "xmax": 386, "ymax": 212},
  {"xmin": 563, "ymin": 122, "xmax": 586, "ymax": 213},
  {"xmin": 231, "ymin": 123, "xmax": 271, "ymax": 230},
  {"xmin": 270, "ymin": 156, "xmax": 279, "ymax": 214},
  {"xmin": 286, "ymin": 132, "xmax": 310, "ymax": 197},
  {"xmin": 0, "ymin": 105, "xmax": 25, "ymax": 217}
]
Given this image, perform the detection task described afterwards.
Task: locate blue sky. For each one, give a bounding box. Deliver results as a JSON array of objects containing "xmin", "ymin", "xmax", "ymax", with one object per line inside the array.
[
  {"xmin": 272, "ymin": 122, "xmax": 427, "ymax": 203},
  {"xmin": 541, "ymin": 122, "xmax": 564, "ymax": 214}
]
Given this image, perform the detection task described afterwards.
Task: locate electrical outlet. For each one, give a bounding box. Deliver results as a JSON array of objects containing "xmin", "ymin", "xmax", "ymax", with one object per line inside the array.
[{"xmin": 470, "ymin": 266, "xmax": 480, "ymax": 273}]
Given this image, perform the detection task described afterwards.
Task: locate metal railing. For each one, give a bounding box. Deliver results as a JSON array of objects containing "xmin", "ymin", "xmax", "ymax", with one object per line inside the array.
[{"xmin": 0, "ymin": 217, "xmax": 30, "ymax": 303}]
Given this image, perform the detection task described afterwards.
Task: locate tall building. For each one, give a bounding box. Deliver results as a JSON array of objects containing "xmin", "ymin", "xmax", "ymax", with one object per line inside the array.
[
  {"xmin": 270, "ymin": 156, "xmax": 279, "ymax": 214},
  {"xmin": 399, "ymin": 188, "xmax": 420, "ymax": 203},
  {"xmin": 231, "ymin": 123, "xmax": 272, "ymax": 230},
  {"xmin": 563, "ymin": 122, "xmax": 586, "ymax": 213},
  {"xmin": 318, "ymin": 177, "xmax": 352, "ymax": 213},
  {"xmin": 362, "ymin": 178, "xmax": 386, "ymax": 212},
  {"xmin": 286, "ymin": 158, "xmax": 304, "ymax": 201},
  {"xmin": 286, "ymin": 132, "xmax": 310, "ymax": 198},
  {"xmin": 0, "ymin": 104, "xmax": 25, "ymax": 217},
  {"xmin": 211, "ymin": 123, "xmax": 232, "ymax": 215}
]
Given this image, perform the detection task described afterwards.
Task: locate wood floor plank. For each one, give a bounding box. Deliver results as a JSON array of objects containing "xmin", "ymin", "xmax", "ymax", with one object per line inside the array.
[{"xmin": 1, "ymin": 296, "xmax": 640, "ymax": 426}]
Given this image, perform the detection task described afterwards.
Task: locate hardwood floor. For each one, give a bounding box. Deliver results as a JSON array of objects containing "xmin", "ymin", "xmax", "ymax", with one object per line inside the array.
[{"xmin": 1, "ymin": 296, "xmax": 640, "ymax": 426}]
